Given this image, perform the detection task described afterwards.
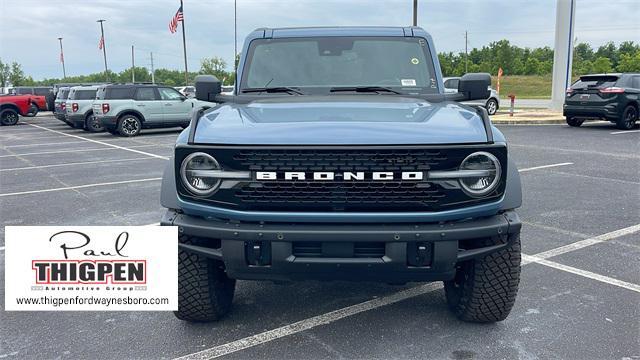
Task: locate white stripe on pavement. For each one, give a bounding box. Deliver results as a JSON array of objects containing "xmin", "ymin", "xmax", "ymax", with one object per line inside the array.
[
  {"xmin": 0, "ymin": 178, "xmax": 162, "ymax": 197},
  {"xmin": 0, "ymin": 144, "xmax": 159, "ymax": 158},
  {"xmin": 175, "ymin": 283, "xmax": 443, "ymax": 360},
  {"xmin": 518, "ymin": 162, "xmax": 573, "ymax": 172},
  {"xmin": 0, "ymin": 157, "xmax": 157, "ymax": 172},
  {"xmin": 531, "ymin": 223, "xmax": 640, "ymax": 260},
  {"xmin": 2, "ymin": 140, "xmax": 88, "ymax": 148},
  {"xmin": 522, "ymin": 254, "xmax": 640, "ymax": 293},
  {"xmin": 610, "ymin": 129, "xmax": 640, "ymax": 135},
  {"xmin": 28, "ymin": 123, "xmax": 170, "ymax": 160}
]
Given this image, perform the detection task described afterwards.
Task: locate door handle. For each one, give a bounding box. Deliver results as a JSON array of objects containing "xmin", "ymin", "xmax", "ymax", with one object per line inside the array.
[
  {"xmin": 137, "ymin": 104, "xmax": 146, "ymax": 107},
  {"xmin": 165, "ymin": 103, "xmax": 173, "ymax": 106}
]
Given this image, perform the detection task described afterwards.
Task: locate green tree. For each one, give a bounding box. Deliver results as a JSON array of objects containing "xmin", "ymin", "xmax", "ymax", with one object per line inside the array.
[
  {"xmin": 0, "ymin": 59, "xmax": 10, "ymax": 87},
  {"xmin": 617, "ymin": 52, "xmax": 640, "ymax": 72},
  {"xmin": 8, "ymin": 62, "xmax": 26, "ymax": 86},
  {"xmin": 200, "ymin": 56, "xmax": 228, "ymax": 80},
  {"xmin": 524, "ymin": 57, "xmax": 541, "ymax": 75},
  {"xmin": 595, "ymin": 42, "xmax": 618, "ymax": 68},
  {"xmin": 592, "ymin": 57, "xmax": 613, "ymax": 73}
]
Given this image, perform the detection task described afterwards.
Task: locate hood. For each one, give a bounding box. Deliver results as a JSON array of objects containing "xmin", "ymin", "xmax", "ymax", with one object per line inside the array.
[{"xmin": 193, "ymin": 95, "xmax": 489, "ymax": 145}]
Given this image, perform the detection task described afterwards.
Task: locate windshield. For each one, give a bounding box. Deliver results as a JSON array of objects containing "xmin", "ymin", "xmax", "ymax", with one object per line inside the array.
[{"xmin": 241, "ymin": 36, "xmax": 438, "ymax": 94}]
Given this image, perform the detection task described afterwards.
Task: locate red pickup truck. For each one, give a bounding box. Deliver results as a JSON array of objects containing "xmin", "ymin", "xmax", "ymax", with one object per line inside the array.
[{"xmin": 0, "ymin": 94, "xmax": 33, "ymax": 125}]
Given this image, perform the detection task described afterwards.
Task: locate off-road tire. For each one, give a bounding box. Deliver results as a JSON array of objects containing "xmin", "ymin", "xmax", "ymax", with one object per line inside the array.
[
  {"xmin": 0, "ymin": 109, "xmax": 20, "ymax": 126},
  {"xmin": 566, "ymin": 117, "xmax": 583, "ymax": 127},
  {"xmin": 117, "ymin": 114, "xmax": 142, "ymax": 137},
  {"xmin": 616, "ymin": 105, "xmax": 637, "ymax": 130},
  {"xmin": 444, "ymin": 233, "xmax": 521, "ymax": 323},
  {"xmin": 174, "ymin": 235, "xmax": 236, "ymax": 322}
]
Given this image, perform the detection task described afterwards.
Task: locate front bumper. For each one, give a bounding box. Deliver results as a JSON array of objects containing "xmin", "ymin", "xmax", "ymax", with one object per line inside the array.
[{"xmin": 162, "ymin": 209, "xmax": 521, "ymax": 282}]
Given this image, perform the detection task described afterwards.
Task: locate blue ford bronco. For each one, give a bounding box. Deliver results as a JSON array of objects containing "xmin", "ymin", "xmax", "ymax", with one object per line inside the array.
[{"xmin": 161, "ymin": 27, "xmax": 523, "ymax": 323}]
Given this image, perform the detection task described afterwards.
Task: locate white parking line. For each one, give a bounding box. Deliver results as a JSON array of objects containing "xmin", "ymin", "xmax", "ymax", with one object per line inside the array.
[
  {"xmin": 0, "ymin": 157, "xmax": 157, "ymax": 172},
  {"xmin": 175, "ymin": 283, "xmax": 443, "ymax": 360},
  {"xmin": 510, "ymin": 144, "xmax": 640, "ymax": 160},
  {"xmin": 28, "ymin": 123, "xmax": 170, "ymax": 160},
  {"xmin": 530, "ymin": 223, "xmax": 640, "ymax": 260},
  {"xmin": 522, "ymin": 254, "xmax": 640, "ymax": 293},
  {"xmin": 519, "ymin": 162, "xmax": 573, "ymax": 172},
  {"xmin": 610, "ymin": 129, "xmax": 640, "ymax": 135},
  {"xmin": 173, "ymin": 222, "xmax": 640, "ymax": 360},
  {"xmin": 0, "ymin": 178, "xmax": 162, "ymax": 197},
  {"xmin": 0, "ymin": 144, "xmax": 159, "ymax": 158},
  {"xmin": 2, "ymin": 140, "xmax": 88, "ymax": 148}
]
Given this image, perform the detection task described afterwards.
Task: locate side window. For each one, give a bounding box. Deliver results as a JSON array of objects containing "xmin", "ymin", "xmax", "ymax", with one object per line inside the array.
[
  {"xmin": 158, "ymin": 87, "xmax": 184, "ymax": 100},
  {"xmin": 134, "ymin": 88, "xmax": 158, "ymax": 101},
  {"xmin": 632, "ymin": 76, "xmax": 640, "ymax": 90},
  {"xmin": 447, "ymin": 79, "xmax": 459, "ymax": 89}
]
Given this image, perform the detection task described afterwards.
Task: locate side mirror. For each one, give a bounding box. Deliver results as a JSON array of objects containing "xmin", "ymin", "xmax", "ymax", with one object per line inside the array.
[
  {"xmin": 458, "ymin": 73, "xmax": 491, "ymax": 101},
  {"xmin": 195, "ymin": 75, "xmax": 221, "ymax": 102}
]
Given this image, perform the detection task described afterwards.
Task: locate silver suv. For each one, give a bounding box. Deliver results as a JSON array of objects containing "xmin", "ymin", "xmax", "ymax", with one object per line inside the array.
[
  {"xmin": 93, "ymin": 84, "xmax": 214, "ymax": 136},
  {"xmin": 65, "ymin": 85, "xmax": 101, "ymax": 131},
  {"xmin": 444, "ymin": 77, "xmax": 500, "ymax": 115},
  {"xmin": 54, "ymin": 87, "xmax": 70, "ymax": 122}
]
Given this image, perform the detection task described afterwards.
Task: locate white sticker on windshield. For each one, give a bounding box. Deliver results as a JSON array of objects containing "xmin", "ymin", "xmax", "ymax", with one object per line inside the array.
[{"xmin": 401, "ymin": 79, "xmax": 417, "ymax": 87}]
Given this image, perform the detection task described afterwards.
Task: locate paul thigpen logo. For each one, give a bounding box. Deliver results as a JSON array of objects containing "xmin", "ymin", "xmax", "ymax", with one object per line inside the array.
[{"xmin": 32, "ymin": 231, "xmax": 146, "ymax": 285}]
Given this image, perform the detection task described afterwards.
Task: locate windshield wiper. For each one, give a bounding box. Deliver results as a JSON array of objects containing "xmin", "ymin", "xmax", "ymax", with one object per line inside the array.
[
  {"xmin": 241, "ymin": 87, "xmax": 304, "ymax": 95},
  {"xmin": 329, "ymin": 86, "xmax": 403, "ymax": 95}
]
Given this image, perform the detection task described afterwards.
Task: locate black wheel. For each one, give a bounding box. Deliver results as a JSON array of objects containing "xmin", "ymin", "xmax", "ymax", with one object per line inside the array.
[
  {"xmin": 26, "ymin": 104, "xmax": 39, "ymax": 117},
  {"xmin": 174, "ymin": 235, "xmax": 236, "ymax": 322},
  {"xmin": 485, "ymin": 98, "xmax": 498, "ymax": 115},
  {"xmin": 566, "ymin": 117, "xmax": 584, "ymax": 127},
  {"xmin": 616, "ymin": 105, "xmax": 637, "ymax": 130},
  {"xmin": 0, "ymin": 109, "xmax": 20, "ymax": 126},
  {"xmin": 117, "ymin": 114, "xmax": 142, "ymax": 137},
  {"xmin": 85, "ymin": 112, "xmax": 104, "ymax": 132},
  {"xmin": 444, "ymin": 233, "xmax": 521, "ymax": 323}
]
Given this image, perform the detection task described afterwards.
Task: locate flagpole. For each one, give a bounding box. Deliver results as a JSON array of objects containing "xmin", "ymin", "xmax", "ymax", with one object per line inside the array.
[
  {"xmin": 97, "ymin": 19, "xmax": 109, "ymax": 81},
  {"xmin": 180, "ymin": 0, "xmax": 188, "ymax": 86},
  {"xmin": 57, "ymin": 37, "xmax": 66, "ymax": 79}
]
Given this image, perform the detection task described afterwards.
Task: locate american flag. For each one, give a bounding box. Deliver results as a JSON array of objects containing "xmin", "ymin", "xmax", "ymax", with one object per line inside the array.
[
  {"xmin": 169, "ymin": 5, "xmax": 183, "ymax": 34},
  {"xmin": 98, "ymin": 36, "xmax": 104, "ymax": 50}
]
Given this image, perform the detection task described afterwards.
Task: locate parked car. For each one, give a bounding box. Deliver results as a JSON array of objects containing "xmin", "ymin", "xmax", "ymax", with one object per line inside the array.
[
  {"xmin": 175, "ymin": 86, "xmax": 196, "ymax": 98},
  {"xmin": 64, "ymin": 85, "xmax": 101, "ymax": 131},
  {"xmin": 7, "ymin": 86, "xmax": 54, "ymax": 111},
  {"xmin": 0, "ymin": 94, "xmax": 33, "ymax": 125},
  {"xmin": 54, "ymin": 87, "xmax": 71, "ymax": 123},
  {"xmin": 161, "ymin": 26, "xmax": 522, "ymax": 324},
  {"xmin": 564, "ymin": 73, "xmax": 640, "ymax": 130},
  {"xmin": 93, "ymin": 84, "xmax": 215, "ymax": 136},
  {"xmin": 444, "ymin": 77, "xmax": 500, "ymax": 115},
  {"xmin": 221, "ymin": 85, "xmax": 234, "ymax": 95}
]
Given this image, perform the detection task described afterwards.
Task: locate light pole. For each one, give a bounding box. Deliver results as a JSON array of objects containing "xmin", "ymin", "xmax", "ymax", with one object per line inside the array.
[
  {"xmin": 57, "ymin": 37, "xmax": 66, "ymax": 79},
  {"xmin": 97, "ymin": 19, "xmax": 109, "ymax": 81},
  {"xmin": 412, "ymin": 0, "xmax": 418, "ymax": 26}
]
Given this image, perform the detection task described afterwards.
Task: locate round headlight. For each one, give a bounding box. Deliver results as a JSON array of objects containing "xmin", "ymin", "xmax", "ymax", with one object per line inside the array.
[
  {"xmin": 180, "ymin": 152, "xmax": 221, "ymax": 196},
  {"xmin": 458, "ymin": 151, "xmax": 501, "ymax": 197}
]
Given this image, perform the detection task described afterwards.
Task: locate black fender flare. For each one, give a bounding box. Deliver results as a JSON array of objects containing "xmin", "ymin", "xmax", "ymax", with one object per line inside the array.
[
  {"xmin": 116, "ymin": 109, "xmax": 146, "ymax": 123},
  {"xmin": 160, "ymin": 155, "xmax": 180, "ymax": 210},
  {"xmin": 500, "ymin": 156, "xmax": 522, "ymax": 210}
]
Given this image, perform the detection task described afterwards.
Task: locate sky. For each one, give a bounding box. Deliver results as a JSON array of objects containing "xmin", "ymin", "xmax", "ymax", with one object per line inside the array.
[{"xmin": 0, "ymin": 0, "xmax": 638, "ymax": 80}]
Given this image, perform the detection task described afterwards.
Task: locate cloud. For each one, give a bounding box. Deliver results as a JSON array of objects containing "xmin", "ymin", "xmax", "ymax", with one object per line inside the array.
[{"xmin": 0, "ymin": 0, "xmax": 637, "ymax": 80}]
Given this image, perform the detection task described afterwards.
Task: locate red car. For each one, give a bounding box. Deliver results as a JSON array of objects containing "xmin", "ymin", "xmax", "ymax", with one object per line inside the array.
[{"xmin": 0, "ymin": 94, "xmax": 33, "ymax": 125}]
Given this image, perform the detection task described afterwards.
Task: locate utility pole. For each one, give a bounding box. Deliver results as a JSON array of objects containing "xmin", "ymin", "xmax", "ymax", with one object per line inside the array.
[
  {"xmin": 180, "ymin": 0, "xmax": 189, "ymax": 85},
  {"xmin": 97, "ymin": 19, "xmax": 109, "ymax": 81},
  {"xmin": 412, "ymin": 0, "xmax": 418, "ymax": 26},
  {"xmin": 57, "ymin": 37, "xmax": 66, "ymax": 79},
  {"xmin": 464, "ymin": 30, "xmax": 468, "ymax": 73},
  {"xmin": 150, "ymin": 52, "xmax": 155, "ymax": 84},
  {"xmin": 131, "ymin": 45, "xmax": 135, "ymax": 83}
]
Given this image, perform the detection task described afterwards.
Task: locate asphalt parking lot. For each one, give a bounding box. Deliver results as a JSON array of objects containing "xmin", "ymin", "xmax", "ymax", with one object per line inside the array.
[{"xmin": 0, "ymin": 114, "xmax": 639, "ymax": 359}]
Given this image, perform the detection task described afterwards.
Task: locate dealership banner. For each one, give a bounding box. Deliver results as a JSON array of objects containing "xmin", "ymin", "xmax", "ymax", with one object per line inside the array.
[{"xmin": 4, "ymin": 226, "xmax": 178, "ymax": 311}]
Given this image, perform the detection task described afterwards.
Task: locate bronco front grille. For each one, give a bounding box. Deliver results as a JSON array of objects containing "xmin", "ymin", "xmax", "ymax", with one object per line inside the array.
[{"xmin": 175, "ymin": 146, "xmax": 508, "ymax": 212}]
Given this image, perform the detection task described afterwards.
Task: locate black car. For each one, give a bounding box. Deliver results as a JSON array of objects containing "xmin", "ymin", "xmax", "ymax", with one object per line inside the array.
[{"xmin": 564, "ymin": 73, "xmax": 640, "ymax": 130}]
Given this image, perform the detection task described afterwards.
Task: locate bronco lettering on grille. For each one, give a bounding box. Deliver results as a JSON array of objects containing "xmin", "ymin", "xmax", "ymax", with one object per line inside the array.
[{"xmin": 256, "ymin": 171, "xmax": 425, "ymax": 181}]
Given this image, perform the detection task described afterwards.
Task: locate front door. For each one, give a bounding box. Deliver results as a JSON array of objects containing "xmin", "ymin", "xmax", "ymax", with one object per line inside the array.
[
  {"xmin": 133, "ymin": 87, "xmax": 163, "ymax": 122},
  {"xmin": 158, "ymin": 87, "xmax": 193, "ymax": 123}
]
